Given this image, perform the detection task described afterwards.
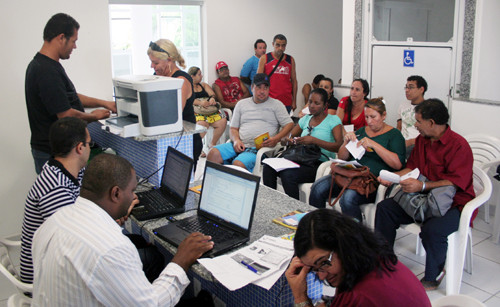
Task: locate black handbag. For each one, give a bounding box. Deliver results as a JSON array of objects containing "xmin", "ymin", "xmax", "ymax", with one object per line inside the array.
[{"xmin": 277, "ymin": 144, "xmax": 326, "ymax": 167}]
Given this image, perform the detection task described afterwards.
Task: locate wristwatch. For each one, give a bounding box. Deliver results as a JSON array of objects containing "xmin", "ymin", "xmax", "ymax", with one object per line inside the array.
[{"xmin": 294, "ymin": 300, "xmax": 312, "ymax": 307}]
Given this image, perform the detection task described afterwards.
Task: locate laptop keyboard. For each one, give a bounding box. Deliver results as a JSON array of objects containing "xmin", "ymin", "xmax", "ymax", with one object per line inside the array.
[
  {"xmin": 178, "ymin": 217, "xmax": 238, "ymax": 243},
  {"xmin": 139, "ymin": 191, "xmax": 176, "ymax": 212}
]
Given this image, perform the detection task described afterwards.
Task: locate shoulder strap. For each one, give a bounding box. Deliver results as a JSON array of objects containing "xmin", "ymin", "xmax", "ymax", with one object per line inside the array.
[{"xmin": 268, "ymin": 53, "xmax": 284, "ymax": 79}]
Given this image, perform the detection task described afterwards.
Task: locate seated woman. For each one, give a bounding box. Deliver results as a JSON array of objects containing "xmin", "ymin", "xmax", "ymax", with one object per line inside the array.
[
  {"xmin": 299, "ymin": 77, "xmax": 339, "ymax": 118},
  {"xmin": 309, "ymin": 98, "xmax": 405, "ymax": 222},
  {"xmin": 285, "ymin": 209, "xmax": 431, "ymax": 307},
  {"xmin": 263, "ymin": 88, "xmax": 342, "ymax": 200},
  {"xmin": 336, "ymin": 79, "xmax": 370, "ymax": 131},
  {"xmin": 188, "ymin": 66, "xmax": 228, "ymax": 156}
]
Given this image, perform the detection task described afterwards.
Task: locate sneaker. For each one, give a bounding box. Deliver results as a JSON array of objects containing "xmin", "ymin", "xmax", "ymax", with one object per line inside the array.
[{"xmin": 420, "ymin": 269, "xmax": 446, "ymax": 291}]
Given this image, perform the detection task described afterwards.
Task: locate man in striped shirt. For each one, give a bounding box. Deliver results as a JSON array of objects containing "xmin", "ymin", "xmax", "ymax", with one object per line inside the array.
[
  {"xmin": 20, "ymin": 117, "xmax": 90, "ymax": 283},
  {"xmin": 32, "ymin": 154, "xmax": 214, "ymax": 306}
]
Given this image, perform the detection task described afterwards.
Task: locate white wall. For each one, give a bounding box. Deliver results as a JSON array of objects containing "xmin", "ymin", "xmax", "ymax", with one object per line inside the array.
[
  {"xmin": 204, "ymin": 0, "xmax": 343, "ymax": 111},
  {"xmin": 0, "ymin": 0, "xmax": 113, "ymax": 237},
  {"xmin": 0, "ymin": 0, "xmax": 342, "ymax": 237},
  {"xmin": 470, "ymin": 0, "xmax": 499, "ymax": 101}
]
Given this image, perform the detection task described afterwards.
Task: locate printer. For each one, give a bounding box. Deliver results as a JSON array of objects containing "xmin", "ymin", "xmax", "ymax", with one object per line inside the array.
[{"xmin": 104, "ymin": 75, "xmax": 184, "ymax": 137}]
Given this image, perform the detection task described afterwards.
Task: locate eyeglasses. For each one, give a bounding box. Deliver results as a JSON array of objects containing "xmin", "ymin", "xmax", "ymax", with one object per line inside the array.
[
  {"xmin": 83, "ymin": 140, "xmax": 95, "ymax": 147},
  {"xmin": 310, "ymin": 252, "xmax": 334, "ymax": 273},
  {"xmin": 149, "ymin": 41, "xmax": 171, "ymax": 58},
  {"xmin": 404, "ymin": 86, "xmax": 417, "ymax": 90}
]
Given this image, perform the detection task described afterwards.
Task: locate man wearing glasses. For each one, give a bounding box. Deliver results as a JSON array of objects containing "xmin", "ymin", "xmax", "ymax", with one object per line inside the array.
[
  {"xmin": 20, "ymin": 117, "xmax": 92, "ymax": 284},
  {"xmin": 397, "ymin": 75, "xmax": 428, "ymax": 158},
  {"xmin": 25, "ymin": 13, "xmax": 116, "ymax": 174}
]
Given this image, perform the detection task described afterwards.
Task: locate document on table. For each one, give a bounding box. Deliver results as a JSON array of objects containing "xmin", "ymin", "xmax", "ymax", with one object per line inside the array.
[
  {"xmin": 197, "ymin": 235, "xmax": 294, "ymax": 291},
  {"xmin": 379, "ymin": 168, "xmax": 420, "ymax": 184},
  {"xmin": 262, "ymin": 158, "xmax": 300, "ymax": 172}
]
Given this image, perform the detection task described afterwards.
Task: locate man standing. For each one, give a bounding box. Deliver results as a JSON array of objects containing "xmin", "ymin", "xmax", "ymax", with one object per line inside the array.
[
  {"xmin": 213, "ymin": 61, "xmax": 250, "ymax": 110},
  {"xmin": 397, "ymin": 75, "xmax": 427, "ymax": 157},
  {"xmin": 375, "ymin": 99, "xmax": 475, "ymax": 291},
  {"xmin": 20, "ymin": 117, "xmax": 90, "ymax": 283},
  {"xmin": 207, "ymin": 73, "xmax": 294, "ymax": 172},
  {"xmin": 257, "ymin": 34, "xmax": 297, "ymax": 113},
  {"xmin": 25, "ymin": 13, "xmax": 115, "ymax": 174},
  {"xmin": 32, "ymin": 154, "xmax": 214, "ymax": 306},
  {"xmin": 240, "ymin": 39, "xmax": 267, "ymax": 95}
]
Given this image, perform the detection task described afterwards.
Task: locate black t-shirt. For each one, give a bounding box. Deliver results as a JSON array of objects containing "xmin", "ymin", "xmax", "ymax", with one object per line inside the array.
[
  {"xmin": 25, "ymin": 52, "xmax": 84, "ymax": 153},
  {"xmin": 327, "ymin": 95, "xmax": 340, "ymax": 110},
  {"xmin": 171, "ymin": 70, "xmax": 196, "ymax": 123}
]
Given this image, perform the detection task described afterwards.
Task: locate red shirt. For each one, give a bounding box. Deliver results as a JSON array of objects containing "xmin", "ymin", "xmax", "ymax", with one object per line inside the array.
[
  {"xmin": 338, "ymin": 96, "xmax": 367, "ymax": 131},
  {"xmin": 214, "ymin": 76, "xmax": 244, "ymax": 103},
  {"xmin": 264, "ymin": 53, "xmax": 293, "ymax": 106},
  {"xmin": 331, "ymin": 261, "xmax": 431, "ymax": 307},
  {"xmin": 407, "ymin": 126, "xmax": 475, "ymax": 213}
]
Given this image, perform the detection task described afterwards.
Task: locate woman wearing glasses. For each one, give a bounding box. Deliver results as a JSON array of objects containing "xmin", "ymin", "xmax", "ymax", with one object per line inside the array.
[
  {"xmin": 262, "ymin": 88, "xmax": 342, "ymax": 200},
  {"xmin": 285, "ymin": 209, "xmax": 431, "ymax": 307},
  {"xmin": 147, "ymin": 39, "xmax": 203, "ymax": 167}
]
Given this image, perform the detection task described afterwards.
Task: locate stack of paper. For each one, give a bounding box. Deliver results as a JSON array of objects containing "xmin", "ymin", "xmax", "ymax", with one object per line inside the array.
[
  {"xmin": 380, "ymin": 168, "xmax": 420, "ymax": 183},
  {"xmin": 262, "ymin": 158, "xmax": 300, "ymax": 172},
  {"xmin": 345, "ymin": 140, "xmax": 366, "ymax": 160},
  {"xmin": 197, "ymin": 235, "xmax": 294, "ymax": 291}
]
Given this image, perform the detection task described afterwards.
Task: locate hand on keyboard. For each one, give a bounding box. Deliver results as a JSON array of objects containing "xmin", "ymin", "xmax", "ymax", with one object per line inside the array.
[{"xmin": 172, "ymin": 232, "xmax": 214, "ymax": 272}]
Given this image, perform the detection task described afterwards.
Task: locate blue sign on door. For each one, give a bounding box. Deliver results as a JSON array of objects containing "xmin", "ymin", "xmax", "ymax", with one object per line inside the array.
[{"xmin": 403, "ymin": 50, "xmax": 414, "ymax": 67}]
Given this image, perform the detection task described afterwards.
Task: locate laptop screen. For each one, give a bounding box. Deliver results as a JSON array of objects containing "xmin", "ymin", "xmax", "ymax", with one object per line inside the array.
[
  {"xmin": 160, "ymin": 147, "xmax": 193, "ymax": 200},
  {"xmin": 199, "ymin": 164, "xmax": 258, "ymax": 230}
]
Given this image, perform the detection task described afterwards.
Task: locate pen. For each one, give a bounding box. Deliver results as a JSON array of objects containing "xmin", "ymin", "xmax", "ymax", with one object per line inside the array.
[{"xmin": 241, "ymin": 260, "xmax": 258, "ymax": 274}]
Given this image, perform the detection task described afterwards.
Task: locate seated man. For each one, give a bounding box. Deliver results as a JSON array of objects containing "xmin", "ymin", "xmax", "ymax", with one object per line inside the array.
[
  {"xmin": 207, "ymin": 73, "xmax": 294, "ymax": 172},
  {"xmin": 397, "ymin": 75, "xmax": 427, "ymax": 158},
  {"xmin": 375, "ymin": 99, "xmax": 475, "ymax": 291},
  {"xmin": 213, "ymin": 61, "xmax": 250, "ymax": 109},
  {"xmin": 32, "ymin": 154, "xmax": 214, "ymax": 305}
]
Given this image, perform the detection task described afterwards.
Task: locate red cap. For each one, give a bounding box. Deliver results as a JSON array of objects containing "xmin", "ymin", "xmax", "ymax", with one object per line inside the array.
[{"xmin": 215, "ymin": 61, "xmax": 228, "ymax": 71}]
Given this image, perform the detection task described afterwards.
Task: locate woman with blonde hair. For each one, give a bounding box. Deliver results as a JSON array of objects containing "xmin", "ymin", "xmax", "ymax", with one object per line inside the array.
[{"xmin": 147, "ymin": 39, "xmax": 203, "ymax": 167}]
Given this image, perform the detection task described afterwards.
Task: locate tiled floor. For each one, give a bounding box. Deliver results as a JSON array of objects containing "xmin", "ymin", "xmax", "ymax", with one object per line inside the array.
[{"xmin": 2, "ymin": 158, "xmax": 499, "ymax": 305}]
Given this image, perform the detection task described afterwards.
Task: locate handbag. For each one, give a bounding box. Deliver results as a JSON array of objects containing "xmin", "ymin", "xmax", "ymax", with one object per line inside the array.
[
  {"xmin": 193, "ymin": 100, "xmax": 221, "ymax": 115},
  {"xmin": 277, "ymin": 144, "xmax": 326, "ymax": 168},
  {"xmin": 328, "ymin": 165, "xmax": 379, "ymax": 207},
  {"xmin": 392, "ymin": 176, "xmax": 456, "ymax": 223}
]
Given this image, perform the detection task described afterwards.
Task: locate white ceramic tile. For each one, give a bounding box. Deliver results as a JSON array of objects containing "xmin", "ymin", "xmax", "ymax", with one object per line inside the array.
[
  {"xmin": 473, "ymin": 217, "xmax": 494, "ymax": 236},
  {"xmin": 485, "ymin": 295, "xmax": 500, "ymax": 307},
  {"xmin": 461, "ymin": 255, "xmax": 500, "ymax": 295},
  {"xmin": 394, "ymin": 232, "xmax": 427, "ymax": 265},
  {"xmin": 397, "ymin": 254, "xmax": 425, "ymax": 276},
  {"xmin": 473, "ymin": 238, "xmax": 500, "ymax": 264},
  {"xmin": 471, "ymin": 228, "xmax": 492, "ymax": 247}
]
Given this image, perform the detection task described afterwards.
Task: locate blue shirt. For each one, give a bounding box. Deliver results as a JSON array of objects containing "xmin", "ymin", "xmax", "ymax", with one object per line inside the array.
[
  {"xmin": 299, "ymin": 114, "xmax": 342, "ymax": 161},
  {"xmin": 240, "ymin": 55, "xmax": 260, "ymax": 94}
]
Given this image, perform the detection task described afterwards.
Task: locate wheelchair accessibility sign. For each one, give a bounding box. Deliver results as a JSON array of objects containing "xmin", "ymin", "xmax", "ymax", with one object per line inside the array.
[{"xmin": 404, "ymin": 50, "xmax": 414, "ymax": 67}]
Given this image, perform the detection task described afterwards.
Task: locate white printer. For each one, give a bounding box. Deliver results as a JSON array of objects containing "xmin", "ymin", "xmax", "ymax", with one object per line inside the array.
[{"xmin": 105, "ymin": 75, "xmax": 184, "ymax": 137}]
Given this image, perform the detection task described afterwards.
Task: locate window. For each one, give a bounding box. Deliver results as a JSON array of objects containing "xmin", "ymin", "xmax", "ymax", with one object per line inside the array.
[
  {"xmin": 109, "ymin": 4, "xmax": 202, "ymax": 77},
  {"xmin": 372, "ymin": 0, "xmax": 455, "ymax": 43}
]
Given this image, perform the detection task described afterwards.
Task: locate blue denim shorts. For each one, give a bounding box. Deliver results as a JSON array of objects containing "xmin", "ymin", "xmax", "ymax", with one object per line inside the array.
[{"xmin": 214, "ymin": 142, "xmax": 257, "ymax": 172}]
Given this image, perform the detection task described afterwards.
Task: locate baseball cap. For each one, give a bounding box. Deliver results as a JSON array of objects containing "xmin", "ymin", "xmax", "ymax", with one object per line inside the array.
[
  {"xmin": 253, "ymin": 73, "xmax": 270, "ymax": 86},
  {"xmin": 215, "ymin": 61, "xmax": 228, "ymax": 71}
]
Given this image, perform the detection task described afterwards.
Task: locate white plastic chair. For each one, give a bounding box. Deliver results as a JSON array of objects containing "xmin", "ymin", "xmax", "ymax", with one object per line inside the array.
[
  {"xmin": 253, "ymin": 144, "xmax": 284, "ymax": 177},
  {"xmin": 431, "ymin": 294, "xmax": 486, "ymax": 307},
  {"xmin": 359, "ymin": 184, "xmax": 388, "ymax": 229},
  {"xmin": 401, "ymin": 165, "xmax": 492, "ymax": 295},
  {"xmin": 7, "ymin": 293, "xmax": 32, "ymax": 307},
  {"xmin": 202, "ymin": 108, "xmax": 232, "ymax": 153},
  {"xmin": 0, "ymin": 233, "xmax": 33, "ymax": 295},
  {"xmin": 464, "ymin": 134, "xmax": 500, "ymax": 224},
  {"xmin": 297, "ymin": 160, "xmax": 333, "ymax": 204}
]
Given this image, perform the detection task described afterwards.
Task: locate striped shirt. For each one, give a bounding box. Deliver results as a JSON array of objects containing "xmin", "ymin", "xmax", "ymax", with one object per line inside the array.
[
  {"xmin": 20, "ymin": 159, "xmax": 84, "ymax": 283},
  {"xmin": 32, "ymin": 197, "xmax": 189, "ymax": 306}
]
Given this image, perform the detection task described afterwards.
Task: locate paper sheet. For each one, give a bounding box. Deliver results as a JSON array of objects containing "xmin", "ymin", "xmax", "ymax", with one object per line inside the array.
[
  {"xmin": 197, "ymin": 235, "xmax": 294, "ymax": 291},
  {"xmin": 262, "ymin": 158, "xmax": 300, "ymax": 172},
  {"xmin": 345, "ymin": 140, "xmax": 366, "ymax": 160},
  {"xmin": 380, "ymin": 168, "xmax": 420, "ymax": 183}
]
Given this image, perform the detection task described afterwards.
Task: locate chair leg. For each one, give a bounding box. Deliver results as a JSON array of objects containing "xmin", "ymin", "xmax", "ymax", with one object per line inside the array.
[
  {"xmin": 416, "ymin": 237, "xmax": 426, "ymax": 257},
  {"xmin": 464, "ymin": 230, "xmax": 473, "ymax": 274},
  {"xmin": 485, "ymin": 202, "xmax": 490, "ymax": 224}
]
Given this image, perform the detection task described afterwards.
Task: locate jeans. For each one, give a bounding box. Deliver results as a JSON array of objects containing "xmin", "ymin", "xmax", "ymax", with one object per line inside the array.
[
  {"xmin": 309, "ymin": 175, "xmax": 376, "ymax": 221},
  {"xmin": 31, "ymin": 148, "xmax": 51, "ymax": 174},
  {"xmin": 262, "ymin": 163, "xmax": 318, "ymax": 200},
  {"xmin": 375, "ymin": 198, "xmax": 460, "ymax": 281}
]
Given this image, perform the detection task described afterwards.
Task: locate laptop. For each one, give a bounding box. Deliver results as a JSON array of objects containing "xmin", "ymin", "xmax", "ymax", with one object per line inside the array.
[
  {"xmin": 132, "ymin": 146, "xmax": 194, "ymax": 221},
  {"xmin": 153, "ymin": 161, "xmax": 260, "ymax": 257}
]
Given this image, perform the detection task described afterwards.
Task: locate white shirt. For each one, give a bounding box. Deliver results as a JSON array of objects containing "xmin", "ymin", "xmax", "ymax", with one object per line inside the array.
[
  {"xmin": 32, "ymin": 196, "xmax": 189, "ymax": 306},
  {"xmin": 398, "ymin": 101, "xmax": 420, "ymax": 140}
]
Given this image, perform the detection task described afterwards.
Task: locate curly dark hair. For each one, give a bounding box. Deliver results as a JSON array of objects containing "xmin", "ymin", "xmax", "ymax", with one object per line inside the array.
[{"xmin": 294, "ymin": 209, "xmax": 397, "ymax": 292}]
